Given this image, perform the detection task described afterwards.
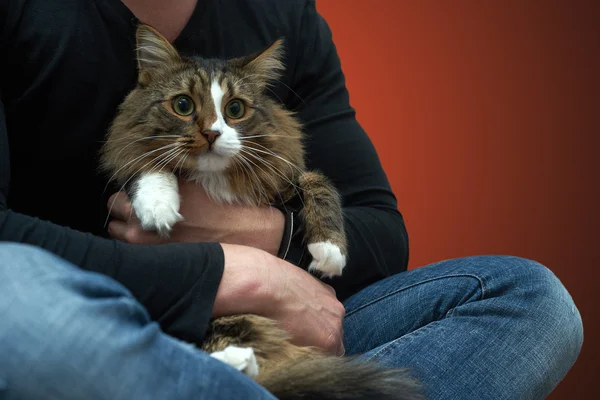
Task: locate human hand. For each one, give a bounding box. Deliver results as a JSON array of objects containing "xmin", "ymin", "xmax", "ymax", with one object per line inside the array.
[
  {"xmin": 215, "ymin": 243, "xmax": 346, "ymax": 356},
  {"xmin": 107, "ymin": 179, "xmax": 285, "ymax": 255}
]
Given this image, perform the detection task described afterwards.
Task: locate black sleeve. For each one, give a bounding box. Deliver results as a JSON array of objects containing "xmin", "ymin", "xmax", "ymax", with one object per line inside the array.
[
  {"xmin": 283, "ymin": 1, "xmax": 409, "ymax": 301},
  {"xmin": 0, "ymin": 91, "xmax": 224, "ymax": 345}
]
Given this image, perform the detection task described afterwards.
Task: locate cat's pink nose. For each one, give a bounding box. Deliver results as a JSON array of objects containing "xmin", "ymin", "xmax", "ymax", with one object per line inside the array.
[{"xmin": 201, "ymin": 130, "xmax": 221, "ymax": 144}]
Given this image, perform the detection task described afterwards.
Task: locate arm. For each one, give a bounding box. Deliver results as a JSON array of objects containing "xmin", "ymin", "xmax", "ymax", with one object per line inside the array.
[
  {"xmin": 1, "ymin": 92, "xmax": 345, "ymax": 353},
  {"xmin": 282, "ymin": 1, "xmax": 409, "ymax": 300},
  {"xmin": 104, "ymin": 2, "xmax": 409, "ymax": 302},
  {"xmin": 105, "ymin": 184, "xmax": 286, "ymax": 257},
  {"xmin": 0, "ymin": 90, "xmax": 224, "ymax": 345}
]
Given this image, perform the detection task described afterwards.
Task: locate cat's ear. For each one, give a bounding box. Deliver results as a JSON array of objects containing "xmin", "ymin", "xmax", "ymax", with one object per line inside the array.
[
  {"xmin": 135, "ymin": 24, "xmax": 181, "ymax": 83},
  {"xmin": 239, "ymin": 39, "xmax": 286, "ymax": 85}
]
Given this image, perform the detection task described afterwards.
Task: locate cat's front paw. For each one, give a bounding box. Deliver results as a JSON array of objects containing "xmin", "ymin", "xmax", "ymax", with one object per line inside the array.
[
  {"xmin": 307, "ymin": 241, "xmax": 346, "ymax": 278},
  {"xmin": 131, "ymin": 172, "xmax": 183, "ymax": 238},
  {"xmin": 210, "ymin": 345, "xmax": 260, "ymax": 378},
  {"xmin": 133, "ymin": 198, "xmax": 183, "ymax": 238}
]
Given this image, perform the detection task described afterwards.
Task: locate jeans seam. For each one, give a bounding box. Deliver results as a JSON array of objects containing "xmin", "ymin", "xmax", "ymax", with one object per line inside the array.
[
  {"xmin": 366, "ymin": 273, "xmax": 485, "ymax": 360},
  {"xmin": 368, "ymin": 320, "xmax": 441, "ymax": 361},
  {"xmin": 346, "ymin": 273, "xmax": 487, "ymax": 318},
  {"xmin": 445, "ymin": 274, "xmax": 487, "ymax": 318}
]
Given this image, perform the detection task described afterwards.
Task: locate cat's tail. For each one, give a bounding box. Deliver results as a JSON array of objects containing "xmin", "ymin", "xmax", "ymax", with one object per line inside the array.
[{"xmin": 257, "ymin": 354, "xmax": 426, "ymax": 400}]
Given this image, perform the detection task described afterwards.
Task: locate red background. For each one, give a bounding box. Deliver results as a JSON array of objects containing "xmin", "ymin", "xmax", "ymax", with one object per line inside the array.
[{"xmin": 317, "ymin": 1, "xmax": 599, "ymax": 398}]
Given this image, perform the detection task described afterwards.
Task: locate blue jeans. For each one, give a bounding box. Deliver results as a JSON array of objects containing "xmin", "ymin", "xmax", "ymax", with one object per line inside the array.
[
  {"xmin": 343, "ymin": 255, "xmax": 583, "ymax": 399},
  {"xmin": 0, "ymin": 244, "xmax": 583, "ymax": 399}
]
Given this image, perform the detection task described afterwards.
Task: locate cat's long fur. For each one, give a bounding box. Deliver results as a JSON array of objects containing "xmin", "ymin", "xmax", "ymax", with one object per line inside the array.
[{"xmin": 99, "ymin": 24, "xmax": 425, "ymax": 400}]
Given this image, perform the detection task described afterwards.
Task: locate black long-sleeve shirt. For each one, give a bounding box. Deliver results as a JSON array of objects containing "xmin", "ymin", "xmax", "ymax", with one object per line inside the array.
[{"xmin": 0, "ymin": 0, "xmax": 409, "ymax": 345}]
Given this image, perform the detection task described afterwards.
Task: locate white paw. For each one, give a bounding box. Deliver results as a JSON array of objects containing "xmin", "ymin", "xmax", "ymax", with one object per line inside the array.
[
  {"xmin": 308, "ymin": 241, "xmax": 346, "ymax": 278},
  {"xmin": 131, "ymin": 172, "xmax": 183, "ymax": 237},
  {"xmin": 134, "ymin": 199, "xmax": 183, "ymax": 237},
  {"xmin": 210, "ymin": 345, "xmax": 259, "ymax": 378}
]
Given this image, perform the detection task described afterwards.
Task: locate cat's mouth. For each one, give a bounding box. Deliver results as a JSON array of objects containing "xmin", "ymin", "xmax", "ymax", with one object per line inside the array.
[
  {"xmin": 175, "ymin": 129, "xmax": 240, "ymax": 172},
  {"xmin": 195, "ymin": 151, "xmax": 232, "ymax": 172},
  {"xmin": 180, "ymin": 142, "xmax": 209, "ymax": 156},
  {"xmin": 178, "ymin": 139, "xmax": 213, "ymax": 156},
  {"xmin": 174, "ymin": 140, "xmax": 231, "ymax": 172}
]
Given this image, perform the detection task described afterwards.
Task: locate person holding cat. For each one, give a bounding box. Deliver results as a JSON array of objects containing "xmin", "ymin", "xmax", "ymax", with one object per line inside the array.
[{"xmin": 0, "ymin": 0, "xmax": 583, "ymax": 399}]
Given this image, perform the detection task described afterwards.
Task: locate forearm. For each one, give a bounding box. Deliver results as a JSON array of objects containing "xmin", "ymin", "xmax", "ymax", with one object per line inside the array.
[
  {"xmin": 282, "ymin": 204, "xmax": 408, "ymax": 300},
  {"xmin": 280, "ymin": 2, "xmax": 410, "ymax": 300},
  {"xmin": 145, "ymin": 180, "xmax": 286, "ymax": 256},
  {"xmin": 218, "ymin": 207, "xmax": 285, "ymax": 257},
  {"xmin": 334, "ymin": 206, "xmax": 409, "ymax": 299},
  {"xmin": 0, "ymin": 208, "xmax": 225, "ymax": 344},
  {"xmin": 213, "ymin": 243, "xmax": 347, "ymax": 355},
  {"xmin": 211, "ymin": 243, "xmax": 271, "ymax": 318}
]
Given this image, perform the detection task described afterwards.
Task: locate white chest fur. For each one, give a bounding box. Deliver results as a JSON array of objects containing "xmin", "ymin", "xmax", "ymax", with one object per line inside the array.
[{"xmin": 191, "ymin": 171, "xmax": 237, "ymax": 204}]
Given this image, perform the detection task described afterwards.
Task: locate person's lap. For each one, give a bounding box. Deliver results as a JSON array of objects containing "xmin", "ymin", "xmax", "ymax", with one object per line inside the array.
[
  {"xmin": 0, "ymin": 243, "xmax": 276, "ymax": 400},
  {"xmin": 342, "ymin": 255, "xmax": 583, "ymax": 400},
  {"xmin": 0, "ymin": 243, "xmax": 583, "ymax": 400}
]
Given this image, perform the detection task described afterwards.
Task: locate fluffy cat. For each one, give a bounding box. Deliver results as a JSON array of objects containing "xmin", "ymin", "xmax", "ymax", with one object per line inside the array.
[{"xmin": 99, "ymin": 24, "xmax": 424, "ymax": 400}]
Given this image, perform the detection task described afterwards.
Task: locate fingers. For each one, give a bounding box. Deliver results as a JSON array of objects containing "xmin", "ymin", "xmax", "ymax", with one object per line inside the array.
[
  {"xmin": 314, "ymin": 282, "xmax": 345, "ymax": 356},
  {"xmin": 107, "ymin": 220, "xmax": 163, "ymax": 245},
  {"xmin": 107, "ymin": 191, "xmax": 161, "ymax": 244},
  {"xmin": 334, "ymin": 303, "xmax": 346, "ymax": 356},
  {"xmin": 322, "ymin": 299, "xmax": 346, "ymax": 356},
  {"xmin": 336, "ymin": 334, "xmax": 346, "ymax": 357},
  {"xmin": 323, "ymin": 320, "xmax": 345, "ymax": 356},
  {"xmin": 322, "ymin": 282, "xmax": 337, "ymax": 297},
  {"xmin": 107, "ymin": 191, "xmax": 135, "ymax": 222}
]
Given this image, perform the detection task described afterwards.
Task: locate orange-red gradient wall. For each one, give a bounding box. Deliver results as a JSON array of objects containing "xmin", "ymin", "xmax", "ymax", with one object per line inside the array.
[{"xmin": 316, "ymin": 1, "xmax": 598, "ymax": 398}]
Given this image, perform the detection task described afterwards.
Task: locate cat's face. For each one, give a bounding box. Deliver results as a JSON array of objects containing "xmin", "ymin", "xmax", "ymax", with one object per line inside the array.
[{"xmin": 110, "ymin": 24, "xmax": 286, "ymax": 175}]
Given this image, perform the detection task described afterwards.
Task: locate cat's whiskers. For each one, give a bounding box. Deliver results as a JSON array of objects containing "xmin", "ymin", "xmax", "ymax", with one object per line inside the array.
[
  {"xmin": 100, "ymin": 134, "xmax": 181, "ymax": 144},
  {"xmin": 173, "ymin": 150, "xmax": 190, "ymax": 175},
  {"xmin": 265, "ymin": 87, "xmax": 286, "ymax": 106},
  {"xmin": 104, "ymin": 144, "xmax": 185, "ymax": 228},
  {"xmin": 274, "ymin": 80, "xmax": 306, "ymax": 105},
  {"xmin": 231, "ymin": 155, "xmax": 259, "ymax": 205},
  {"xmin": 112, "ymin": 144, "xmax": 183, "ymax": 192},
  {"xmin": 239, "ymin": 134, "xmax": 290, "ymax": 139},
  {"xmin": 238, "ymin": 147, "xmax": 304, "ymax": 207},
  {"xmin": 238, "ymin": 153, "xmax": 270, "ymax": 206},
  {"xmin": 234, "ymin": 152, "xmax": 273, "ymax": 207},
  {"xmin": 102, "ymin": 142, "xmax": 182, "ymax": 194},
  {"xmin": 243, "ymin": 142, "xmax": 305, "ymax": 176},
  {"xmin": 236, "ymin": 153, "xmax": 279, "ymax": 219},
  {"xmin": 151, "ymin": 147, "xmax": 186, "ymax": 175},
  {"xmin": 168, "ymin": 149, "xmax": 188, "ymax": 172},
  {"xmin": 239, "ymin": 147, "xmax": 306, "ymax": 209},
  {"xmin": 229, "ymin": 156, "xmax": 258, "ymax": 206},
  {"xmin": 108, "ymin": 135, "xmax": 183, "ymax": 167}
]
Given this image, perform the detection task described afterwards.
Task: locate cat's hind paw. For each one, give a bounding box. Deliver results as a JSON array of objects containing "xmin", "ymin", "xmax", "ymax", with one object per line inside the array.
[
  {"xmin": 308, "ymin": 241, "xmax": 346, "ymax": 278},
  {"xmin": 210, "ymin": 345, "xmax": 260, "ymax": 378}
]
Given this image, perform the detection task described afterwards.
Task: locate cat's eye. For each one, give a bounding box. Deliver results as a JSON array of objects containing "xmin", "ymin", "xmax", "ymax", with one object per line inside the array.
[
  {"xmin": 225, "ymin": 99, "xmax": 246, "ymax": 119},
  {"xmin": 172, "ymin": 95, "xmax": 195, "ymax": 116}
]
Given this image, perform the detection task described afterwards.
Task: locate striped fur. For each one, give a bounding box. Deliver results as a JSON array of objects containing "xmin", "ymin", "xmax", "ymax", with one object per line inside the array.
[{"xmin": 99, "ymin": 24, "xmax": 425, "ymax": 400}]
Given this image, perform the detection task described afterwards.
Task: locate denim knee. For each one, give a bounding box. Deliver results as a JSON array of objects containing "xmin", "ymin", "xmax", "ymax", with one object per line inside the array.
[
  {"xmin": 498, "ymin": 256, "xmax": 584, "ymax": 372},
  {"xmin": 0, "ymin": 243, "xmax": 149, "ymax": 399}
]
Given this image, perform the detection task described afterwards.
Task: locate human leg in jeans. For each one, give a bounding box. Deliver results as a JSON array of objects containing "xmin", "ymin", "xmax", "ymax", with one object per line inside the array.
[
  {"xmin": 343, "ymin": 255, "xmax": 584, "ymax": 400},
  {"xmin": 0, "ymin": 243, "xmax": 276, "ymax": 400},
  {"xmin": 0, "ymin": 243, "xmax": 583, "ymax": 400}
]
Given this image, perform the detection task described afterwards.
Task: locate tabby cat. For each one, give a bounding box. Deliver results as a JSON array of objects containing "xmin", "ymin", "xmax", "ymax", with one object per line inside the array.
[{"xmin": 99, "ymin": 24, "xmax": 424, "ymax": 400}]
